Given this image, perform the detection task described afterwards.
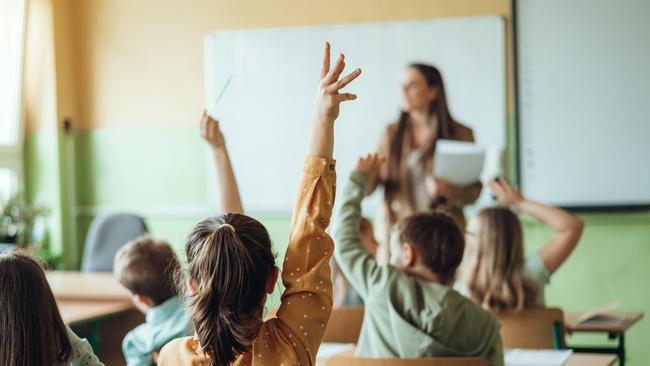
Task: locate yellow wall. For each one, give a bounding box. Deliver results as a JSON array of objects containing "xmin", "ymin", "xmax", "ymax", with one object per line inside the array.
[
  {"xmin": 28, "ymin": 0, "xmax": 509, "ymax": 132},
  {"xmin": 23, "ymin": 0, "xmax": 57, "ymax": 132}
]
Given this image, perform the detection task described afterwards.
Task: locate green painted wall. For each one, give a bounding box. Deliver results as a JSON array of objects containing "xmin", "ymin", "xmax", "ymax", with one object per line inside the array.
[
  {"xmin": 25, "ymin": 127, "xmax": 650, "ymax": 364},
  {"xmin": 24, "ymin": 129, "xmax": 67, "ymax": 262}
]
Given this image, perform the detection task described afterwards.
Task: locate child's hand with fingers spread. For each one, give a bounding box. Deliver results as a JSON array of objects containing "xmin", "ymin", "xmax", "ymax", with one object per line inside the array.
[
  {"xmin": 315, "ymin": 42, "xmax": 362, "ymax": 124},
  {"xmin": 200, "ymin": 110, "xmax": 226, "ymax": 151},
  {"xmin": 488, "ymin": 177, "xmax": 524, "ymax": 207},
  {"xmin": 356, "ymin": 153, "xmax": 385, "ymax": 183},
  {"xmin": 309, "ymin": 42, "xmax": 362, "ymax": 159}
]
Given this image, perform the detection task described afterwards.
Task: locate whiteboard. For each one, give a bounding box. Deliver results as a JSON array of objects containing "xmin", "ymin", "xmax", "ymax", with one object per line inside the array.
[
  {"xmin": 516, "ymin": 0, "xmax": 650, "ymax": 208},
  {"xmin": 205, "ymin": 16, "xmax": 506, "ymax": 213}
]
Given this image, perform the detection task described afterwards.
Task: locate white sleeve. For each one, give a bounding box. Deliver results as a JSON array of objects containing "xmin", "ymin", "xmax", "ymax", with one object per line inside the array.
[{"xmin": 66, "ymin": 325, "xmax": 105, "ymax": 366}]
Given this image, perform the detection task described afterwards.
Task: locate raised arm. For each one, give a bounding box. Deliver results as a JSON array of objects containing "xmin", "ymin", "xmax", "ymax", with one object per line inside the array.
[
  {"xmin": 200, "ymin": 111, "xmax": 244, "ymax": 214},
  {"xmin": 334, "ymin": 153, "xmax": 388, "ymax": 299},
  {"xmin": 309, "ymin": 43, "xmax": 361, "ymax": 158},
  {"xmin": 272, "ymin": 42, "xmax": 361, "ymax": 364},
  {"xmin": 489, "ymin": 178, "xmax": 584, "ymax": 274}
]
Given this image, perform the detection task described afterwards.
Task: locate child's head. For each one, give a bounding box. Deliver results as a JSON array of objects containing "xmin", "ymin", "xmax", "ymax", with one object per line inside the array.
[
  {"xmin": 463, "ymin": 207, "xmax": 538, "ymax": 310},
  {"xmin": 0, "ymin": 250, "xmax": 72, "ymax": 365},
  {"xmin": 183, "ymin": 213, "xmax": 278, "ymax": 365},
  {"xmin": 114, "ymin": 235, "xmax": 180, "ymax": 311},
  {"xmin": 388, "ymin": 211, "xmax": 464, "ymax": 285}
]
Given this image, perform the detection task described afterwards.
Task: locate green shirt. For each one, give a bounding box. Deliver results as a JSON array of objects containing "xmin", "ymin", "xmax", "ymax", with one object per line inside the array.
[
  {"xmin": 122, "ymin": 296, "xmax": 193, "ymax": 366},
  {"xmin": 334, "ymin": 171, "xmax": 504, "ymax": 366}
]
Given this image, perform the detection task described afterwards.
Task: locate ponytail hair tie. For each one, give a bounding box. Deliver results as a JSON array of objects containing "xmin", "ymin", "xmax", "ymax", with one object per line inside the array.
[{"xmin": 219, "ymin": 223, "xmax": 236, "ymax": 233}]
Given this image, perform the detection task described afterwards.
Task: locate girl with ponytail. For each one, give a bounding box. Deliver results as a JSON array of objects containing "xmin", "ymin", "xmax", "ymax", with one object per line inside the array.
[{"xmin": 158, "ymin": 42, "xmax": 362, "ymax": 366}]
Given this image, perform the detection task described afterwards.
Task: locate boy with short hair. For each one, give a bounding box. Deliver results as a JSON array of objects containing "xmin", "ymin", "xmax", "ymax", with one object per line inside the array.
[
  {"xmin": 334, "ymin": 153, "xmax": 504, "ymax": 366},
  {"xmin": 114, "ymin": 236, "xmax": 191, "ymax": 365}
]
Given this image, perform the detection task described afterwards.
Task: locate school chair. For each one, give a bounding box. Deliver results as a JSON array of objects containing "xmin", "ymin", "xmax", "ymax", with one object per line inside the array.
[
  {"xmin": 326, "ymin": 356, "xmax": 488, "ymax": 366},
  {"xmin": 494, "ymin": 307, "xmax": 565, "ymax": 349},
  {"xmin": 81, "ymin": 212, "xmax": 148, "ymax": 272},
  {"xmin": 323, "ymin": 306, "xmax": 365, "ymax": 343}
]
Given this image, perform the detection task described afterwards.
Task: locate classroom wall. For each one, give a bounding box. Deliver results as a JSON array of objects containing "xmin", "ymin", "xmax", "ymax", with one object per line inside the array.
[
  {"xmin": 23, "ymin": 0, "xmax": 511, "ymax": 268},
  {"xmin": 22, "ymin": 0, "xmax": 649, "ymax": 364}
]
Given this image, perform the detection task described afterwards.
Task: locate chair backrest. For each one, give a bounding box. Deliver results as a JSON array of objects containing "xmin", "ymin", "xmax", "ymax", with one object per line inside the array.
[
  {"xmin": 81, "ymin": 212, "xmax": 148, "ymax": 272},
  {"xmin": 494, "ymin": 307, "xmax": 565, "ymax": 349},
  {"xmin": 323, "ymin": 306, "xmax": 365, "ymax": 343},
  {"xmin": 326, "ymin": 356, "xmax": 488, "ymax": 366}
]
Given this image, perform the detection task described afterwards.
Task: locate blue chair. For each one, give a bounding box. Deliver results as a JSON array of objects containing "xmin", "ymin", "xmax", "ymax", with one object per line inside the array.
[{"xmin": 81, "ymin": 212, "xmax": 148, "ymax": 272}]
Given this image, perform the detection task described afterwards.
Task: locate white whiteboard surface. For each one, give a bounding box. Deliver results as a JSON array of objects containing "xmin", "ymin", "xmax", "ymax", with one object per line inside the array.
[
  {"xmin": 205, "ymin": 16, "xmax": 505, "ymax": 213},
  {"xmin": 517, "ymin": 0, "xmax": 650, "ymax": 207}
]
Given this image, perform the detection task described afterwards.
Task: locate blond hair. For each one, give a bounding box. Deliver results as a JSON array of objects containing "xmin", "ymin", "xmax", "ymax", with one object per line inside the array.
[{"xmin": 466, "ymin": 207, "xmax": 538, "ymax": 311}]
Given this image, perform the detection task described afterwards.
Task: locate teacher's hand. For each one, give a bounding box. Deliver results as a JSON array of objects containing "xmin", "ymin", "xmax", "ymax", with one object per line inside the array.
[{"xmin": 431, "ymin": 178, "xmax": 464, "ymax": 205}]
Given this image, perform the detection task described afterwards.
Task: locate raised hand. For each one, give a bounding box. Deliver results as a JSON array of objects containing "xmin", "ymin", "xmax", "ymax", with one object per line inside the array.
[
  {"xmin": 309, "ymin": 42, "xmax": 362, "ymax": 159},
  {"xmin": 356, "ymin": 153, "xmax": 385, "ymax": 184},
  {"xmin": 314, "ymin": 42, "xmax": 362, "ymax": 124},
  {"xmin": 488, "ymin": 177, "xmax": 524, "ymax": 206},
  {"xmin": 200, "ymin": 110, "xmax": 226, "ymax": 150}
]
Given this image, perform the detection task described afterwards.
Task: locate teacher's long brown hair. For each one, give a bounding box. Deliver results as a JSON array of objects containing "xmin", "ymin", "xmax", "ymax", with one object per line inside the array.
[
  {"xmin": 0, "ymin": 250, "xmax": 73, "ymax": 366},
  {"xmin": 385, "ymin": 64, "xmax": 457, "ymax": 219}
]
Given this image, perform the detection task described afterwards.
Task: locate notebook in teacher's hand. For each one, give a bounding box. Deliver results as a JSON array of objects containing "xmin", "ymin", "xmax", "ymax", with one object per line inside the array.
[
  {"xmin": 574, "ymin": 301, "xmax": 627, "ymax": 327},
  {"xmin": 434, "ymin": 139, "xmax": 485, "ymax": 186}
]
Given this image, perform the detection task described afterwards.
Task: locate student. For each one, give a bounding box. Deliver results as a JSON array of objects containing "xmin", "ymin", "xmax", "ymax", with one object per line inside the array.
[
  {"xmin": 0, "ymin": 250, "xmax": 103, "ymax": 366},
  {"xmin": 456, "ymin": 178, "xmax": 584, "ymax": 311},
  {"xmin": 114, "ymin": 112, "xmax": 243, "ymax": 365},
  {"xmin": 157, "ymin": 42, "xmax": 361, "ymax": 366},
  {"xmin": 114, "ymin": 236, "xmax": 192, "ymax": 365},
  {"xmin": 334, "ymin": 153, "xmax": 503, "ymax": 365}
]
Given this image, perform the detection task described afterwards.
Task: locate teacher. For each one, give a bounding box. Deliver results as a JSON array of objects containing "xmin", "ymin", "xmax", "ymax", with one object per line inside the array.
[{"xmin": 370, "ymin": 63, "xmax": 482, "ymax": 254}]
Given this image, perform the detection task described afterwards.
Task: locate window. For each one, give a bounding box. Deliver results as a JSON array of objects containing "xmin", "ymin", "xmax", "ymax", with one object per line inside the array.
[{"xmin": 0, "ymin": 0, "xmax": 27, "ymax": 200}]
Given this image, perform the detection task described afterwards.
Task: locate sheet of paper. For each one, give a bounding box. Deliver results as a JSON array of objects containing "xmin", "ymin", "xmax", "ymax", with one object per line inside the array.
[
  {"xmin": 316, "ymin": 343, "xmax": 356, "ymax": 361},
  {"xmin": 505, "ymin": 349, "xmax": 573, "ymax": 366},
  {"xmin": 434, "ymin": 139, "xmax": 486, "ymax": 186}
]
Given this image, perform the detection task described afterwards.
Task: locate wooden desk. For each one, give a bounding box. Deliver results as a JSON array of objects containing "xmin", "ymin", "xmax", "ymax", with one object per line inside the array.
[
  {"xmin": 565, "ymin": 311, "xmax": 644, "ymax": 366},
  {"xmin": 565, "ymin": 312, "xmax": 644, "ymax": 334},
  {"xmin": 566, "ymin": 354, "xmax": 617, "ymax": 366},
  {"xmin": 58, "ymin": 299, "xmax": 134, "ymax": 326},
  {"xmin": 317, "ymin": 348, "xmax": 617, "ymax": 366},
  {"xmin": 49, "ymin": 272, "xmax": 143, "ymax": 366},
  {"xmin": 47, "ymin": 271, "xmax": 132, "ymax": 300}
]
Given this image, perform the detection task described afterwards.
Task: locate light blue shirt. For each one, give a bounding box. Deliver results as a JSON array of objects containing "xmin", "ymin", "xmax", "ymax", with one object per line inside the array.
[{"xmin": 122, "ymin": 296, "xmax": 193, "ymax": 366}]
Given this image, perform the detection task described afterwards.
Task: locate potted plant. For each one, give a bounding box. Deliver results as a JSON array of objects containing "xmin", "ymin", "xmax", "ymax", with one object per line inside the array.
[{"xmin": 0, "ymin": 193, "xmax": 48, "ymax": 252}]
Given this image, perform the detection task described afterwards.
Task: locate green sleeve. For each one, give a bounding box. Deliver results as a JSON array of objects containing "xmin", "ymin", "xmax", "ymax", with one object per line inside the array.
[
  {"xmin": 487, "ymin": 333, "xmax": 505, "ymax": 366},
  {"xmin": 333, "ymin": 170, "xmax": 388, "ymax": 300}
]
